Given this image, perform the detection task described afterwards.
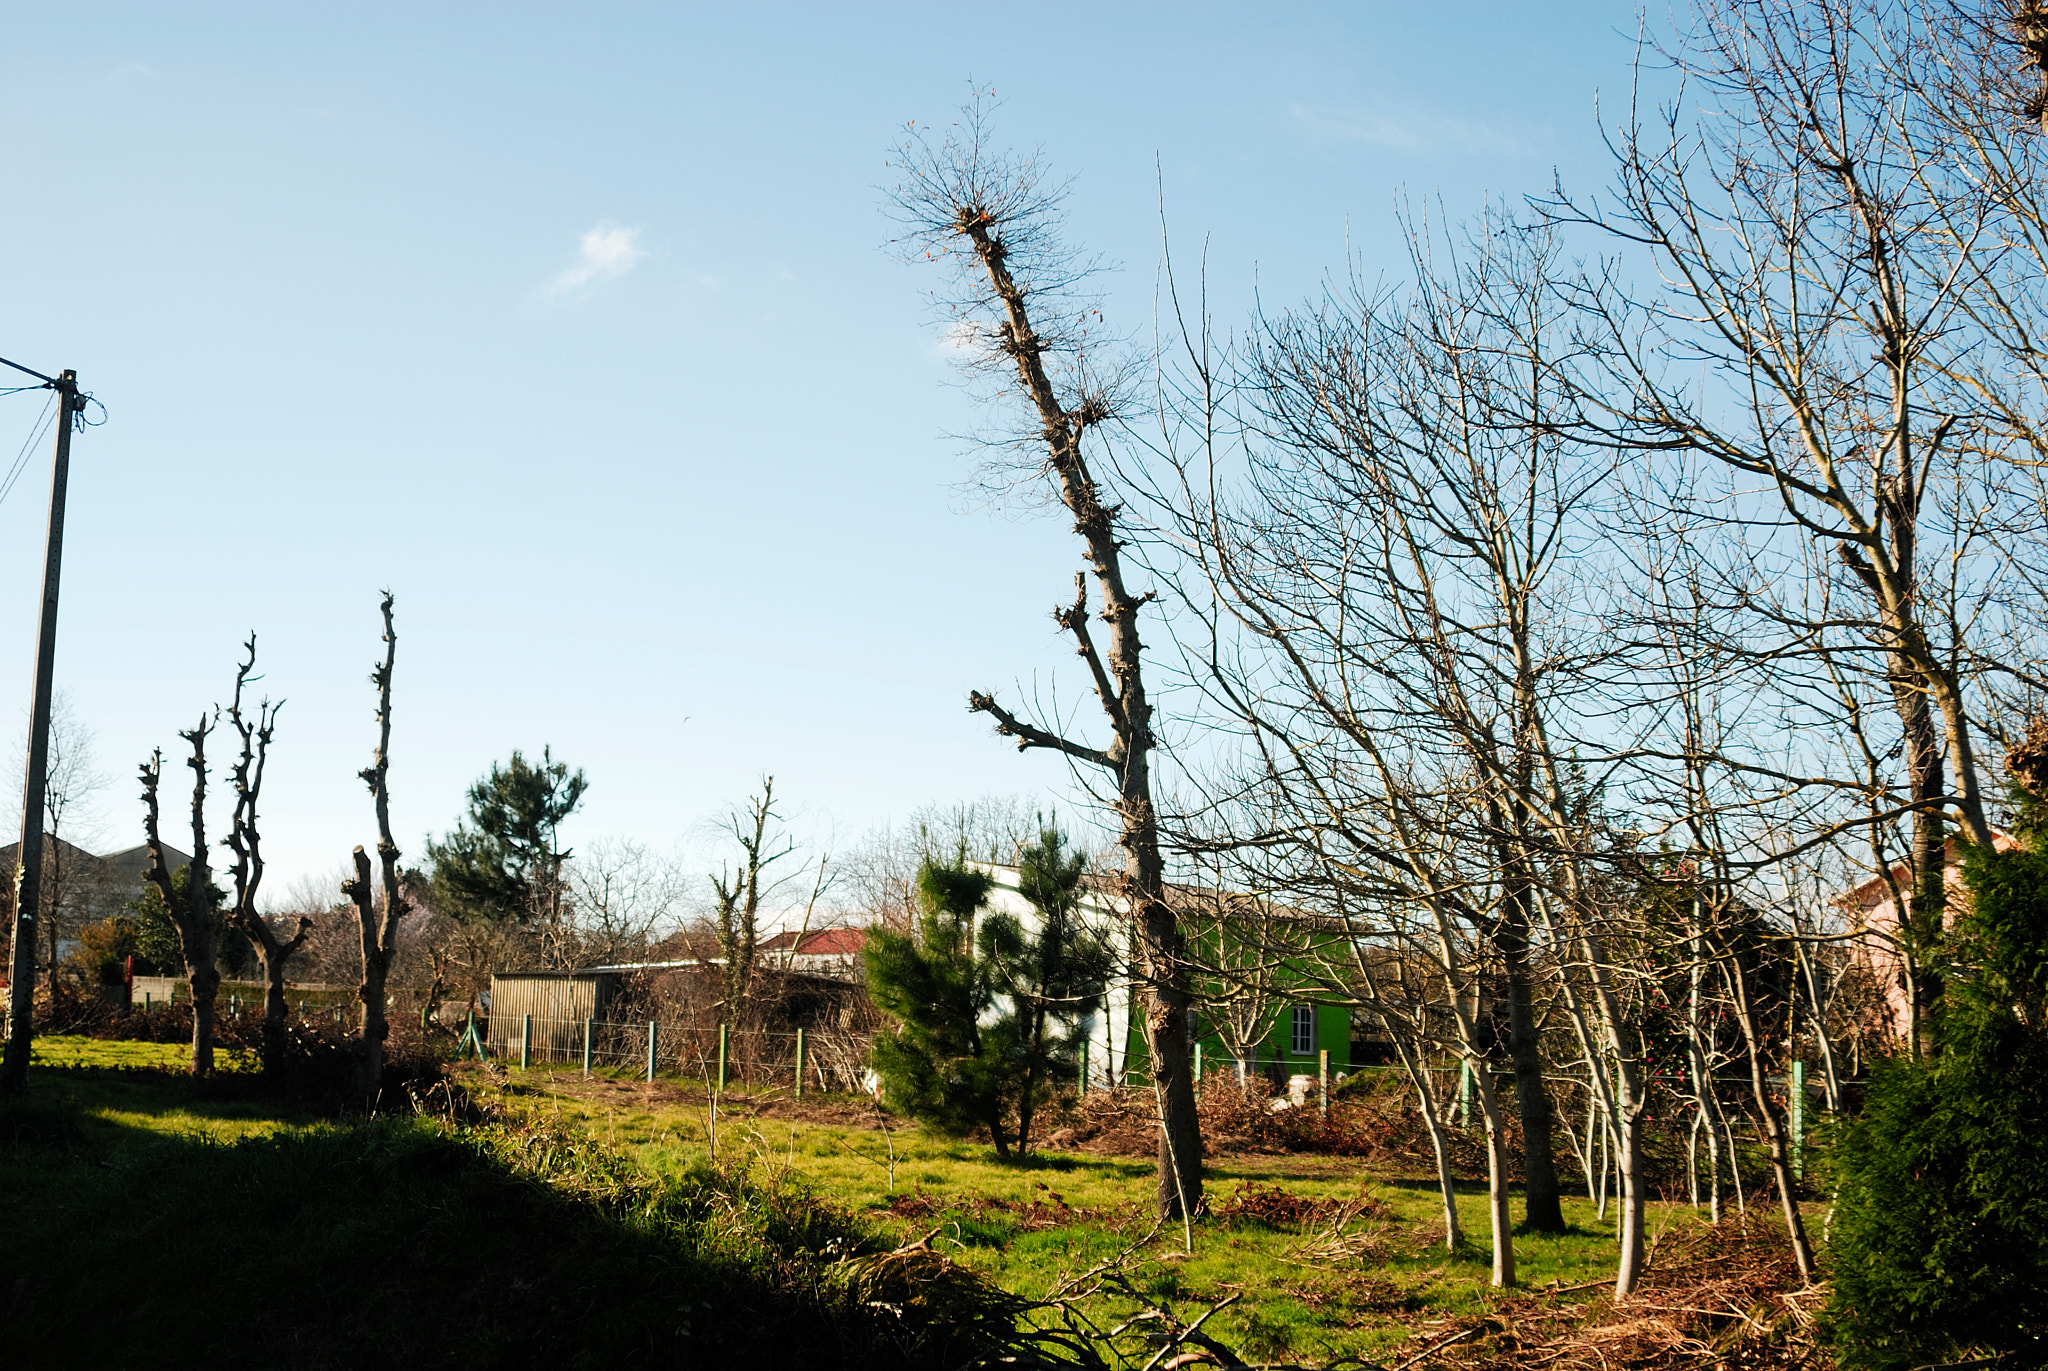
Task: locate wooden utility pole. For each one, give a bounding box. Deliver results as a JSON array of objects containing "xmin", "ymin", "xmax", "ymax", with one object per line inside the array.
[{"xmin": 2, "ymin": 365, "xmax": 82, "ymax": 1095}]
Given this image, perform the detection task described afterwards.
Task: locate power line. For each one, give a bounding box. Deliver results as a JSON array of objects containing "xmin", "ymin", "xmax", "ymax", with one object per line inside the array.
[{"xmin": 0, "ymin": 394, "xmax": 57, "ymax": 511}]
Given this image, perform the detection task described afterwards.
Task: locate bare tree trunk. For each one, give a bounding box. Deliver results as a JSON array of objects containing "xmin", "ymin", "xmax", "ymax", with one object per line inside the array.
[
  {"xmin": 220, "ymin": 635, "xmax": 307, "ymax": 1073},
  {"xmin": 1682, "ymin": 899, "xmax": 1733, "ymax": 1222},
  {"xmin": 893, "ymin": 109, "xmax": 1199, "ymax": 1220},
  {"xmin": 1382, "ymin": 1023, "xmax": 1464, "ymax": 1252},
  {"xmin": 1717, "ymin": 938, "xmax": 1817, "ymax": 1284},
  {"xmin": 1496, "ymin": 875, "xmax": 1565, "ymax": 1233},
  {"xmin": 1470, "ymin": 1059, "xmax": 1516, "ymax": 1288},
  {"xmin": 345, "ymin": 593, "xmax": 409, "ymax": 1102},
  {"xmin": 139, "ymin": 723, "xmax": 219, "ymax": 1076},
  {"xmin": 1792, "ymin": 939, "xmax": 1845, "ymax": 1111}
]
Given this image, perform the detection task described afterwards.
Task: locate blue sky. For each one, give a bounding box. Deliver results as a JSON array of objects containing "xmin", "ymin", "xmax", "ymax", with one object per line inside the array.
[{"xmin": 0, "ymin": 2, "xmax": 1649, "ymax": 894}]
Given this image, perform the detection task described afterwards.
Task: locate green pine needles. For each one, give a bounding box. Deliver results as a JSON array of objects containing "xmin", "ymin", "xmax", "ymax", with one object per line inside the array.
[
  {"xmin": 864, "ymin": 828, "xmax": 1112, "ymax": 1159},
  {"xmin": 1825, "ymin": 802, "xmax": 2048, "ymax": 1368}
]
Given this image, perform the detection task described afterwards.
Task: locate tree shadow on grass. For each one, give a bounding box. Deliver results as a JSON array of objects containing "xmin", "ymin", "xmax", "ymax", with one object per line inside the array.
[{"xmin": 0, "ymin": 1072, "xmax": 1014, "ymax": 1371}]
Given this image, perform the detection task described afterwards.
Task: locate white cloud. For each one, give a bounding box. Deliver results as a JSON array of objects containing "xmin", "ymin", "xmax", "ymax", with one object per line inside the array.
[
  {"xmin": 546, "ymin": 221, "xmax": 647, "ymax": 298},
  {"xmin": 1289, "ymin": 103, "xmax": 1542, "ymax": 158}
]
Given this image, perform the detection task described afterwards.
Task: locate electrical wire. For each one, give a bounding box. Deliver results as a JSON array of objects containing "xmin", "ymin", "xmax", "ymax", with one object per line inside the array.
[{"xmin": 0, "ymin": 394, "xmax": 58, "ymax": 511}]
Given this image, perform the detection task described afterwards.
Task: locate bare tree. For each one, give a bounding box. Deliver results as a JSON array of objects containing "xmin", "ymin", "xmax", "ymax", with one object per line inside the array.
[
  {"xmin": 218, "ymin": 634, "xmax": 308, "ymax": 1072},
  {"xmin": 139, "ymin": 720, "xmax": 221, "ymax": 1074},
  {"xmin": 890, "ymin": 96, "xmax": 1202, "ymax": 1224},
  {"xmin": 710, "ymin": 775, "xmax": 797, "ymax": 1022},
  {"xmin": 1184, "ymin": 878, "xmax": 1284, "ymax": 1085},
  {"xmin": 843, "ymin": 795, "xmax": 1037, "ymax": 931},
  {"xmin": 1543, "ymin": 0, "xmax": 2048, "ymax": 1056},
  {"xmin": 343, "ymin": 591, "xmax": 410, "ymax": 1099},
  {"xmin": 562, "ymin": 837, "xmax": 683, "ymax": 968},
  {"xmin": 1158, "ymin": 210, "xmax": 1606, "ymax": 1256},
  {"xmin": 5, "ymin": 691, "xmax": 113, "ymax": 998}
]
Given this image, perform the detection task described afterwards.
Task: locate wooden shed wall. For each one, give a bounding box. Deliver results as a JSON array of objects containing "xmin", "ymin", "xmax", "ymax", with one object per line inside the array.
[{"xmin": 487, "ymin": 974, "xmax": 616, "ymax": 1057}]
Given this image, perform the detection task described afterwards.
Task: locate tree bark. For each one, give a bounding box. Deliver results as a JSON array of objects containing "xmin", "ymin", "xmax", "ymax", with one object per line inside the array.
[
  {"xmin": 898, "ymin": 135, "xmax": 1200, "ymax": 1220},
  {"xmin": 221, "ymin": 636, "xmax": 305, "ymax": 1073},
  {"xmin": 1495, "ymin": 876, "xmax": 1565, "ymax": 1233},
  {"xmin": 139, "ymin": 726, "xmax": 219, "ymax": 1076},
  {"xmin": 346, "ymin": 592, "xmax": 409, "ymax": 1102}
]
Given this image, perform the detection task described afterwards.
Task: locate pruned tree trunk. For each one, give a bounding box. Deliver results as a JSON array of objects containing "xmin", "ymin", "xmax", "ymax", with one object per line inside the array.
[
  {"xmin": 345, "ymin": 592, "xmax": 410, "ymax": 1102},
  {"xmin": 221, "ymin": 634, "xmax": 307, "ymax": 1073},
  {"xmin": 893, "ymin": 107, "xmax": 1200, "ymax": 1221},
  {"xmin": 139, "ymin": 724, "xmax": 220, "ymax": 1076}
]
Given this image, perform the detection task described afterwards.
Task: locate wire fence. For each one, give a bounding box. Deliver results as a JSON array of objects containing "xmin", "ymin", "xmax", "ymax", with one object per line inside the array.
[{"xmin": 466, "ymin": 1012, "xmax": 876, "ymax": 1094}]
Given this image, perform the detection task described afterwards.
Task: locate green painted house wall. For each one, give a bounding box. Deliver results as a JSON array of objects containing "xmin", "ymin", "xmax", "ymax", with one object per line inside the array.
[{"xmin": 1120, "ymin": 999, "xmax": 1355, "ymax": 1084}]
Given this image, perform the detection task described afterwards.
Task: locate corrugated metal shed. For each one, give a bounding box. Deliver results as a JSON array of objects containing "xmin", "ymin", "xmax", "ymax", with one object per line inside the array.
[{"xmin": 487, "ymin": 972, "xmax": 619, "ymax": 1059}]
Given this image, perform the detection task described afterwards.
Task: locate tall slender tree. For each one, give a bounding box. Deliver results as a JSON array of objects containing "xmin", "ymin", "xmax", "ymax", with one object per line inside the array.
[
  {"xmin": 344, "ymin": 592, "xmax": 410, "ymax": 1100},
  {"xmin": 890, "ymin": 96, "xmax": 1202, "ymax": 1222}
]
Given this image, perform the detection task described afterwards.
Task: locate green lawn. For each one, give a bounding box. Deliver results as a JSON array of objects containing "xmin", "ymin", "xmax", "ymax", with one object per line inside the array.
[
  {"xmin": 464, "ymin": 1062, "xmax": 1723, "ymax": 1364},
  {"xmin": 0, "ymin": 1052, "xmax": 1808, "ymax": 1367},
  {"xmin": 0, "ymin": 1067, "xmax": 1001, "ymax": 1369},
  {"xmin": 29, "ymin": 1032, "xmax": 258, "ymax": 1073}
]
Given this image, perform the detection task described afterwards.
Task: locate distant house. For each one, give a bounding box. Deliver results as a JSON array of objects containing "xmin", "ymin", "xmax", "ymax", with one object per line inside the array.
[
  {"xmin": 0, "ymin": 837, "xmax": 191, "ymax": 964},
  {"xmin": 964, "ymin": 864, "xmax": 1360, "ymax": 1094},
  {"xmin": 756, "ymin": 926, "xmax": 867, "ymax": 978},
  {"xmin": 1838, "ymin": 830, "xmax": 2019, "ymax": 1040}
]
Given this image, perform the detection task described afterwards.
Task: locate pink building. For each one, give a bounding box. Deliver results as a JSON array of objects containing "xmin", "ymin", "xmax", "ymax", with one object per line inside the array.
[{"xmin": 1839, "ymin": 832, "xmax": 2016, "ymax": 1040}]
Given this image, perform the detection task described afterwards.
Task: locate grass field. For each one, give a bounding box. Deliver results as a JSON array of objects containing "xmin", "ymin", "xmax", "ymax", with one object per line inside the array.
[
  {"xmin": 0, "ymin": 1053, "xmax": 1815, "ymax": 1367},
  {"xmin": 459, "ymin": 1062, "xmax": 1729, "ymax": 1363},
  {"xmin": 28, "ymin": 1032, "xmax": 258, "ymax": 1073},
  {"xmin": 0, "ymin": 1066, "xmax": 994, "ymax": 1369}
]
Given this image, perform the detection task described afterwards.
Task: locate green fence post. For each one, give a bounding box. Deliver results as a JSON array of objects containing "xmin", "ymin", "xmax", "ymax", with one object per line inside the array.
[
  {"xmin": 520, "ymin": 1014, "xmax": 532, "ymax": 1070},
  {"xmin": 794, "ymin": 1027, "xmax": 806, "ymax": 1100},
  {"xmin": 717, "ymin": 1024, "xmax": 729, "ymax": 1091},
  {"xmin": 1791, "ymin": 1059, "xmax": 1805, "ymax": 1179},
  {"xmin": 1457, "ymin": 1058, "xmax": 1472, "ymax": 1129},
  {"xmin": 1079, "ymin": 1037, "xmax": 1089, "ymax": 1095},
  {"xmin": 646, "ymin": 1020, "xmax": 658, "ymax": 1083},
  {"xmin": 582, "ymin": 1017, "xmax": 594, "ymax": 1078},
  {"xmin": 458, "ymin": 1012, "xmax": 487, "ymax": 1061}
]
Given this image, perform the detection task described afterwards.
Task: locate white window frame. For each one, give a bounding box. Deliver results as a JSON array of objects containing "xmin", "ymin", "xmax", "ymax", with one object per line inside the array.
[{"xmin": 1290, "ymin": 1004, "xmax": 1315, "ymax": 1056}]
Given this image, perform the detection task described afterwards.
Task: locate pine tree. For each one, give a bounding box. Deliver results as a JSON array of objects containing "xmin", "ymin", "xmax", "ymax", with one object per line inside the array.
[
  {"xmin": 996, "ymin": 827, "xmax": 1112, "ymax": 1154},
  {"xmin": 864, "ymin": 860, "xmax": 1017, "ymax": 1153},
  {"xmin": 864, "ymin": 835, "xmax": 1111, "ymax": 1158},
  {"xmin": 425, "ymin": 748, "xmax": 586, "ymax": 930},
  {"xmin": 1826, "ymin": 786, "xmax": 2048, "ymax": 1367}
]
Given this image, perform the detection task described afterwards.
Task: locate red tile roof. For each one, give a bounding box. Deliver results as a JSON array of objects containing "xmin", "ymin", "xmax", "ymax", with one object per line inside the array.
[{"xmin": 758, "ymin": 927, "xmax": 868, "ymax": 957}]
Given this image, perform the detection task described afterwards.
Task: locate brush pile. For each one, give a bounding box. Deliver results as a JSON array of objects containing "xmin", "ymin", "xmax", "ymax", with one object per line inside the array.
[
  {"xmin": 1044, "ymin": 1073, "xmax": 1490, "ymax": 1171},
  {"xmin": 1409, "ymin": 1214, "xmax": 1827, "ymax": 1370}
]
